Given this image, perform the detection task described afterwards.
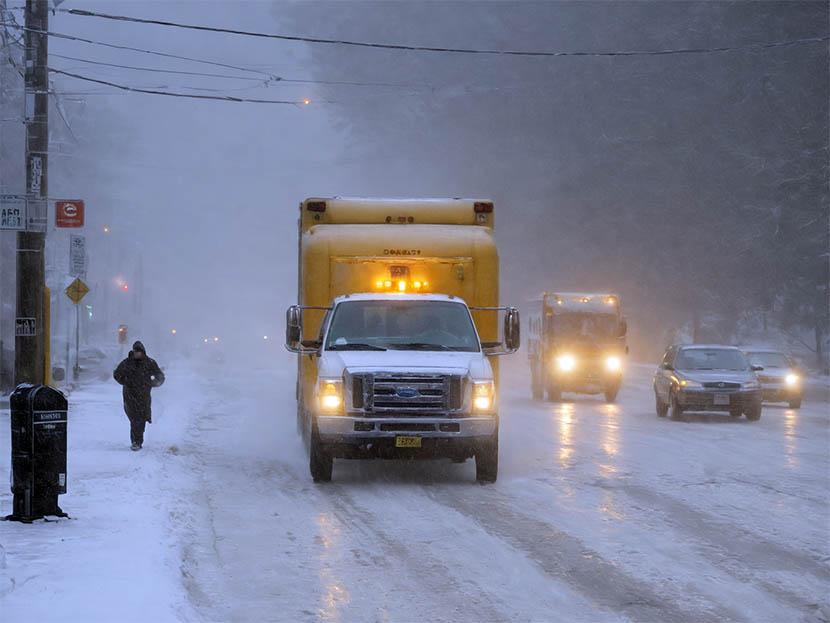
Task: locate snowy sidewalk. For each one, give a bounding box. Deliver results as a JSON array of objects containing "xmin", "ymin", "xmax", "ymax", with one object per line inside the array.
[{"xmin": 0, "ymin": 362, "xmax": 201, "ymax": 622}]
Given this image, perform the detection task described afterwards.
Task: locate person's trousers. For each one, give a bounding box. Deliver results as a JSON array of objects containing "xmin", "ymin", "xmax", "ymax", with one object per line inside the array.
[{"xmin": 128, "ymin": 416, "xmax": 146, "ymax": 446}]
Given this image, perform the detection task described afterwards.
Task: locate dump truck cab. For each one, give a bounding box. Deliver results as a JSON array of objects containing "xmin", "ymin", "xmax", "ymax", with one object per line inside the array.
[
  {"xmin": 527, "ymin": 292, "xmax": 627, "ymax": 402},
  {"xmin": 286, "ymin": 198, "xmax": 519, "ymax": 482}
]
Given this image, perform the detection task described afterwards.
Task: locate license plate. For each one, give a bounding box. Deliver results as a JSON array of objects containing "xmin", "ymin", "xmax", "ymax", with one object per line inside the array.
[
  {"xmin": 395, "ymin": 436, "xmax": 422, "ymax": 448},
  {"xmin": 713, "ymin": 394, "xmax": 730, "ymax": 405}
]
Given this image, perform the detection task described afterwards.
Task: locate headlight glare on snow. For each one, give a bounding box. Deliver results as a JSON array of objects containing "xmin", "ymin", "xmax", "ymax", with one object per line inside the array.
[
  {"xmin": 557, "ymin": 354, "xmax": 576, "ymax": 372},
  {"xmin": 785, "ymin": 373, "xmax": 799, "ymax": 387}
]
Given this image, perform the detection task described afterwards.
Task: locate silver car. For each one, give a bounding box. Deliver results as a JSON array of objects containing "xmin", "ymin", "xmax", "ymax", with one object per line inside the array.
[
  {"xmin": 654, "ymin": 345, "xmax": 763, "ymax": 420},
  {"xmin": 743, "ymin": 349, "xmax": 803, "ymax": 409}
]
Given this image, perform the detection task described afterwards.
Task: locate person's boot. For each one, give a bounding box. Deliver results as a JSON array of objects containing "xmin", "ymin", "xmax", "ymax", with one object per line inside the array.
[{"xmin": 131, "ymin": 443, "xmax": 140, "ymax": 451}]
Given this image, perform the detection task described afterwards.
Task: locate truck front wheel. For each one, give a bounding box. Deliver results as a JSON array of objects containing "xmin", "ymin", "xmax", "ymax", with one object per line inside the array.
[
  {"xmin": 309, "ymin": 424, "xmax": 333, "ymax": 482},
  {"xmin": 475, "ymin": 433, "xmax": 499, "ymax": 483}
]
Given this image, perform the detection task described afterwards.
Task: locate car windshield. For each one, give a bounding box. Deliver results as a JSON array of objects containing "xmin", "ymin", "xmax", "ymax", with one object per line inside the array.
[
  {"xmin": 675, "ymin": 348, "xmax": 749, "ymax": 371},
  {"xmin": 325, "ymin": 300, "xmax": 480, "ymax": 352},
  {"xmin": 745, "ymin": 352, "xmax": 790, "ymax": 369},
  {"xmin": 553, "ymin": 312, "xmax": 618, "ymax": 338}
]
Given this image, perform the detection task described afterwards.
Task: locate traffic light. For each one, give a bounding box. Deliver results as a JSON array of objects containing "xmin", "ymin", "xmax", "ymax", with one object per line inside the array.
[{"xmin": 117, "ymin": 325, "xmax": 128, "ymax": 345}]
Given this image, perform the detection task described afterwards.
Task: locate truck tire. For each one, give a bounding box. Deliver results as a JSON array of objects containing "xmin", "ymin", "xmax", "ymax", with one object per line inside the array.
[
  {"xmin": 475, "ymin": 433, "xmax": 498, "ymax": 483},
  {"xmin": 744, "ymin": 404, "xmax": 762, "ymax": 421},
  {"xmin": 655, "ymin": 393, "xmax": 668, "ymax": 417},
  {"xmin": 546, "ymin": 382, "xmax": 562, "ymax": 402},
  {"xmin": 604, "ymin": 384, "xmax": 619, "ymax": 403},
  {"xmin": 788, "ymin": 398, "xmax": 802, "ymax": 409},
  {"xmin": 531, "ymin": 363, "xmax": 543, "ymax": 400},
  {"xmin": 309, "ymin": 424, "xmax": 332, "ymax": 482}
]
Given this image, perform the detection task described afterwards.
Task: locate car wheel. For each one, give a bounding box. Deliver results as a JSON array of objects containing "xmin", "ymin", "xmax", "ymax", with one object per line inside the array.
[
  {"xmin": 669, "ymin": 392, "xmax": 684, "ymax": 420},
  {"xmin": 788, "ymin": 398, "xmax": 802, "ymax": 409},
  {"xmin": 309, "ymin": 424, "xmax": 333, "ymax": 482},
  {"xmin": 744, "ymin": 404, "xmax": 762, "ymax": 421},
  {"xmin": 655, "ymin": 393, "xmax": 668, "ymax": 417},
  {"xmin": 475, "ymin": 433, "xmax": 498, "ymax": 483}
]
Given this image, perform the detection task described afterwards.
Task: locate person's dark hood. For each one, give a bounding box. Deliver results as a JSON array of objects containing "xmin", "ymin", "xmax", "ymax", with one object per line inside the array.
[{"xmin": 131, "ymin": 341, "xmax": 146, "ymax": 355}]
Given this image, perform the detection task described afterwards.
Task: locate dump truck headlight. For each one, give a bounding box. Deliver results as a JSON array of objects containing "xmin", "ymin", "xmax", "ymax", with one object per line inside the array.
[
  {"xmin": 557, "ymin": 354, "xmax": 576, "ymax": 372},
  {"xmin": 318, "ymin": 378, "xmax": 344, "ymax": 413},
  {"xmin": 605, "ymin": 356, "xmax": 621, "ymax": 371},
  {"xmin": 472, "ymin": 380, "xmax": 495, "ymax": 412},
  {"xmin": 785, "ymin": 373, "xmax": 799, "ymax": 387}
]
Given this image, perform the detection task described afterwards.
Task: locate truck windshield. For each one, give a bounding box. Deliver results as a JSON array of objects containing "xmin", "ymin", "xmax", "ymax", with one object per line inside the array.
[
  {"xmin": 553, "ymin": 312, "xmax": 618, "ymax": 338},
  {"xmin": 325, "ymin": 300, "xmax": 480, "ymax": 352},
  {"xmin": 675, "ymin": 349, "xmax": 749, "ymax": 371}
]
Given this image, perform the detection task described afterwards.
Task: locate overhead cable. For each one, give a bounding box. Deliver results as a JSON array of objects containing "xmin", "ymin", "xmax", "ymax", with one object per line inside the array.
[
  {"xmin": 49, "ymin": 68, "xmax": 309, "ymax": 105},
  {"xmin": 64, "ymin": 8, "xmax": 830, "ymax": 57},
  {"xmin": 0, "ymin": 21, "xmax": 278, "ymax": 79}
]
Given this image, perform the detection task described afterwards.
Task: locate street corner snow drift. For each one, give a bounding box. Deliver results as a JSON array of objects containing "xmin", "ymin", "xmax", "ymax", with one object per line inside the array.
[
  {"xmin": 527, "ymin": 293, "xmax": 628, "ymax": 403},
  {"xmin": 285, "ymin": 197, "xmax": 520, "ymax": 483}
]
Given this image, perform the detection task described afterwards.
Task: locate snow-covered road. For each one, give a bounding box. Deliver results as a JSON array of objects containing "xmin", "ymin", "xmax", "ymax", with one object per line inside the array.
[{"xmin": 2, "ymin": 355, "xmax": 829, "ymax": 622}]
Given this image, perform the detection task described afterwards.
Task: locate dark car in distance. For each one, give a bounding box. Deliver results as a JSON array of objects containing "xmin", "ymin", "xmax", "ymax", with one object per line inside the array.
[
  {"xmin": 654, "ymin": 345, "xmax": 763, "ymax": 421},
  {"xmin": 742, "ymin": 349, "xmax": 803, "ymax": 409}
]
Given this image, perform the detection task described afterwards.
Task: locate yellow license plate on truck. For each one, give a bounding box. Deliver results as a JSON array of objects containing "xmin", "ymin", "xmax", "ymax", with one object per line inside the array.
[{"xmin": 396, "ymin": 436, "xmax": 422, "ymax": 448}]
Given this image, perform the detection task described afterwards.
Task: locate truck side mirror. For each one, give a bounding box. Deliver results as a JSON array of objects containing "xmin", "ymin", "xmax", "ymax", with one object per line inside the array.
[
  {"xmin": 618, "ymin": 318, "xmax": 628, "ymax": 337},
  {"xmin": 504, "ymin": 308, "xmax": 520, "ymax": 353},
  {"xmin": 285, "ymin": 305, "xmax": 302, "ymax": 351}
]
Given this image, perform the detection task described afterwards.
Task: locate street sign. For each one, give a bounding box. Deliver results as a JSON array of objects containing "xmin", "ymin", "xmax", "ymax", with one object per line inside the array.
[
  {"xmin": 56, "ymin": 200, "xmax": 84, "ymax": 227},
  {"xmin": 65, "ymin": 278, "xmax": 89, "ymax": 305},
  {"xmin": 69, "ymin": 234, "xmax": 86, "ymax": 277},
  {"xmin": 0, "ymin": 196, "xmax": 26, "ymax": 230},
  {"xmin": 15, "ymin": 317, "xmax": 36, "ymax": 337}
]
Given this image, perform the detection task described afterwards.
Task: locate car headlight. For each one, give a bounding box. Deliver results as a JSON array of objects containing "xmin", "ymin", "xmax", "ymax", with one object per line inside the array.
[
  {"xmin": 605, "ymin": 356, "xmax": 621, "ymax": 372},
  {"xmin": 679, "ymin": 379, "xmax": 702, "ymax": 389},
  {"xmin": 317, "ymin": 378, "xmax": 344, "ymax": 413},
  {"xmin": 557, "ymin": 354, "xmax": 576, "ymax": 372},
  {"xmin": 743, "ymin": 380, "xmax": 761, "ymax": 389},
  {"xmin": 472, "ymin": 380, "xmax": 495, "ymax": 412},
  {"xmin": 785, "ymin": 374, "xmax": 799, "ymax": 387}
]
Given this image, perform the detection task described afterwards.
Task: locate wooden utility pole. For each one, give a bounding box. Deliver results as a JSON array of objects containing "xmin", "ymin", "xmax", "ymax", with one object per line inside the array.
[{"xmin": 15, "ymin": 0, "xmax": 48, "ymax": 385}]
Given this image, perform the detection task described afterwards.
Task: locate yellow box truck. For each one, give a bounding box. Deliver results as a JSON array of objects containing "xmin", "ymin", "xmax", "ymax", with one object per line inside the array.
[{"xmin": 285, "ymin": 197, "xmax": 519, "ymax": 482}]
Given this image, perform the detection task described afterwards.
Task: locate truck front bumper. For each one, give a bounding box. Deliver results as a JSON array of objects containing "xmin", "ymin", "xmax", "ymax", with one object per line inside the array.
[{"xmin": 317, "ymin": 415, "xmax": 497, "ymax": 460}]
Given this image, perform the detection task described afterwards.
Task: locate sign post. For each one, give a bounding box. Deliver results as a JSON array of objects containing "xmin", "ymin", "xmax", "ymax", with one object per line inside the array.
[{"xmin": 65, "ymin": 278, "xmax": 89, "ymax": 381}]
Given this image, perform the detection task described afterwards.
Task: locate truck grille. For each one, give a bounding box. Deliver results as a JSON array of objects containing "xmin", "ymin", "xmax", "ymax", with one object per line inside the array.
[{"xmin": 349, "ymin": 373, "xmax": 463, "ymax": 416}]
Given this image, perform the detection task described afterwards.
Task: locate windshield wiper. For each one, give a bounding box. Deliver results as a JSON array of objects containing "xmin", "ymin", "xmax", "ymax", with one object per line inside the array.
[
  {"xmin": 390, "ymin": 342, "xmax": 453, "ymax": 351},
  {"xmin": 328, "ymin": 343, "xmax": 387, "ymax": 351}
]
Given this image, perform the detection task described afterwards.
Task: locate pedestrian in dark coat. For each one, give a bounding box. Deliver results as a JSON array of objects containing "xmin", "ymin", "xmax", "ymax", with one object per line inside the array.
[{"xmin": 113, "ymin": 341, "xmax": 165, "ymax": 450}]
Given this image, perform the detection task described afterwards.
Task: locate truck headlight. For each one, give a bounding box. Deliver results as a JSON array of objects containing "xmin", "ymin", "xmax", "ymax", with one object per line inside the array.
[
  {"xmin": 605, "ymin": 356, "xmax": 621, "ymax": 372},
  {"xmin": 557, "ymin": 354, "xmax": 576, "ymax": 372},
  {"xmin": 785, "ymin": 374, "xmax": 799, "ymax": 387},
  {"xmin": 317, "ymin": 378, "xmax": 344, "ymax": 413},
  {"xmin": 472, "ymin": 380, "xmax": 495, "ymax": 412}
]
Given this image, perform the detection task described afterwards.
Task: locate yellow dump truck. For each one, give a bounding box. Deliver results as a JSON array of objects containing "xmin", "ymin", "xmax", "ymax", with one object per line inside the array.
[{"xmin": 285, "ymin": 197, "xmax": 519, "ymax": 482}]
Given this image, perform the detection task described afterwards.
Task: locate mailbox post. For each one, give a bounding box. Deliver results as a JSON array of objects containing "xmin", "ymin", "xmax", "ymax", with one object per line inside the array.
[{"xmin": 6, "ymin": 384, "xmax": 68, "ymax": 522}]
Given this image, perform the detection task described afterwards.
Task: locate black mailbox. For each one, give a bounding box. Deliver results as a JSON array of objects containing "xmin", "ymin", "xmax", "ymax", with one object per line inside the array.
[{"xmin": 7, "ymin": 384, "xmax": 68, "ymax": 522}]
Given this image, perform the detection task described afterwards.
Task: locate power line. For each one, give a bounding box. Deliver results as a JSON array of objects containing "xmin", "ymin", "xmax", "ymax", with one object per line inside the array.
[
  {"xmin": 50, "ymin": 52, "xmax": 428, "ymax": 89},
  {"xmin": 0, "ymin": 21, "xmax": 278, "ymax": 79},
  {"xmin": 63, "ymin": 8, "xmax": 830, "ymax": 58},
  {"xmin": 49, "ymin": 68, "xmax": 310, "ymax": 105}
]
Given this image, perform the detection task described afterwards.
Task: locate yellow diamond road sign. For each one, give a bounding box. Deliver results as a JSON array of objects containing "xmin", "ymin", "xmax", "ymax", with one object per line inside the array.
[{"xmin": 65, "ymin": 277, "xmax": 89, "ymax": 304}]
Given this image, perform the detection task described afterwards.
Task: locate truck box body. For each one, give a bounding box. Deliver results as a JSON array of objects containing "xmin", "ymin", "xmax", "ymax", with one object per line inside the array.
[{"xmin": 289, "ymin": 197, "xmax": 516, "ymax": 482}]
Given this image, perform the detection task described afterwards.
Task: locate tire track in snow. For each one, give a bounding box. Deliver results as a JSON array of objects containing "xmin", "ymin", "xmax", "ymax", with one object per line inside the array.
[{"xmin": 427, "ymin": 486, "xmax": 739, "ymax": 623}]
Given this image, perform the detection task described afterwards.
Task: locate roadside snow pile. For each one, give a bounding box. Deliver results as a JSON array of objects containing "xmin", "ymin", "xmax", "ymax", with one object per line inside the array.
[{"xmin": 0, "ymin": 363, "xmax": 200, "ymax": 622}]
